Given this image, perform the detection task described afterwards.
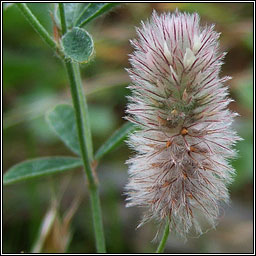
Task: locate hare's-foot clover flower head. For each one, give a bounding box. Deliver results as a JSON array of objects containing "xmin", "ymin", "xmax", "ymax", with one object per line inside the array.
[{"xmin": 125, "ymin": 10, "xmax": 241, "ymax": 238}]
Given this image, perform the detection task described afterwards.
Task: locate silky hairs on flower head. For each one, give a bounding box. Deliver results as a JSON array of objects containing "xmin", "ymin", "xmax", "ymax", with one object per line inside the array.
[{"xmin": 125, "ymin": 10, "xmax": 241, "ymax": 238}]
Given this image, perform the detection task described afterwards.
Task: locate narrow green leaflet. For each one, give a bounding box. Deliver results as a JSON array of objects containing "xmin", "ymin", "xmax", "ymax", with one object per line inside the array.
[
  {"xmin": 3, "ymin": 157, "xmax": 83, "ymax": 185},
  {"xmin": 54, "ymin": 3, "xmax": 89, "ymax": 29},
  {"xmin": 46, "ymin": 104, "xmax": 81, "ymax": 156},
  {"xmin": 54, "ymin": 3, "xmax": 118, "ymax": 29},
  {"xmin": 61, "ymin": 27, "xmax": 94, "ymax": 63},
  {"xmin": 62, "ymin": 3, "xmax": 88, "ymax": 29},
  {"xmin": 95, "ymin": 122, "xmax": 136, "ymax": 160},
  {"xmin": 75, "ymin": 3, "xmax": 119, "ymax": 27}
]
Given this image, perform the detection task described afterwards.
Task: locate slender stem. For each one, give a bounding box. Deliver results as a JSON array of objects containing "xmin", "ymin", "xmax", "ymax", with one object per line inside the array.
[
  {"xmin": 156, "ymin": 221, "xmax": 170, "ymax": 253},
  {"xmin": 15, "ymin": 3, "xmax": 57, "ymax": 51},
  {"xmin": 18, "ymin": 2, "xmax": 104, "ymax": 252},
  {"xmin": 58, "ymin": 3, "xmax": 67, "ymax": 34},
  {"xmin": 64, "ymin": 62, "xmax": 95, "ymax": 184},
  {"xmin": 73, "ymin": 63, "xmax": 93, "ymax": 161},
  {"xmin": 59, "ymin": 6, "xmax": 105, "ymax": 253},
  {"xmin": 64, "ymin": 58, "xmax": 106, "ymax": 254}
]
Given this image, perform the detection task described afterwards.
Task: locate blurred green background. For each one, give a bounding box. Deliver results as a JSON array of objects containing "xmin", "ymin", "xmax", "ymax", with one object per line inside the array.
[{"xmin": 3, "ymin": 3, "xmax": 253, "ymax": 253}]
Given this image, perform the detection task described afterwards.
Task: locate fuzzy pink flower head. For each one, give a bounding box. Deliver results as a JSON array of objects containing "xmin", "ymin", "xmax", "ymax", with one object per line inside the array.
[{"xmin": 125, "ymin": 10, "xmax": 241, "ymax": 238}]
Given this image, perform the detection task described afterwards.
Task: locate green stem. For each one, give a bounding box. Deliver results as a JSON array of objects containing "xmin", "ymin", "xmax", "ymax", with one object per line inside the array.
[
  {"xmin": 59, "ymin": 6, "xmax": 105, "ymax": 253},
  {"xmin": 156, "ymin": 221, "xmax": 170, "ymax": 253},
  {"xmin": 64, "ymin": 57, "xmax": 105, "ymax": 254},
  {"xmin": 15, "ymin": 3, "xmax": 57, "ymax": 51},
  {"xmin": 73, "ymin": 63, "xmax": 93, "ymax": 160},
  {"xmin": 64, "ymin": 62, "xmax": 95, "ymax": 184},
  {"xmin": 18, "ymin": 2, "xmax": 104, "ymax": 252},
  {"xmin": 58, "ymin": 3, "xmax": 67, "ymax": 34}
]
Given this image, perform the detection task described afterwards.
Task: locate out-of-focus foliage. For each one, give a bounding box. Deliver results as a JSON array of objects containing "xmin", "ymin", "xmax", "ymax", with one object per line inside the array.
[{"xmin": 3, "ymin": 3, "xmax": 253, "ymax": 253}]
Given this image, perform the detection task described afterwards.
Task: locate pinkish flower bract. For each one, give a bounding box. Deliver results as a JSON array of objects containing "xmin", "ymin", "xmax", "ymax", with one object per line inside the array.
[{"xmin": 125, "ymin": 10, "xmax": 241, "ymax": 238}]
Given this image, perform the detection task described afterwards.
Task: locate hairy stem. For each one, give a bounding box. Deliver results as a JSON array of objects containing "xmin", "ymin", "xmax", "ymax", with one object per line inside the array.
[
  {"xmin": 59, "ymin": 5, "xmax": 105, "ymax": 253},
  {"xmin": 156, "ymin": 221, "xmax": 170, "ymax": 253},
  {"xmin": 15, "ymin": 3, "xmax": 57, "ymax": 51}
]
